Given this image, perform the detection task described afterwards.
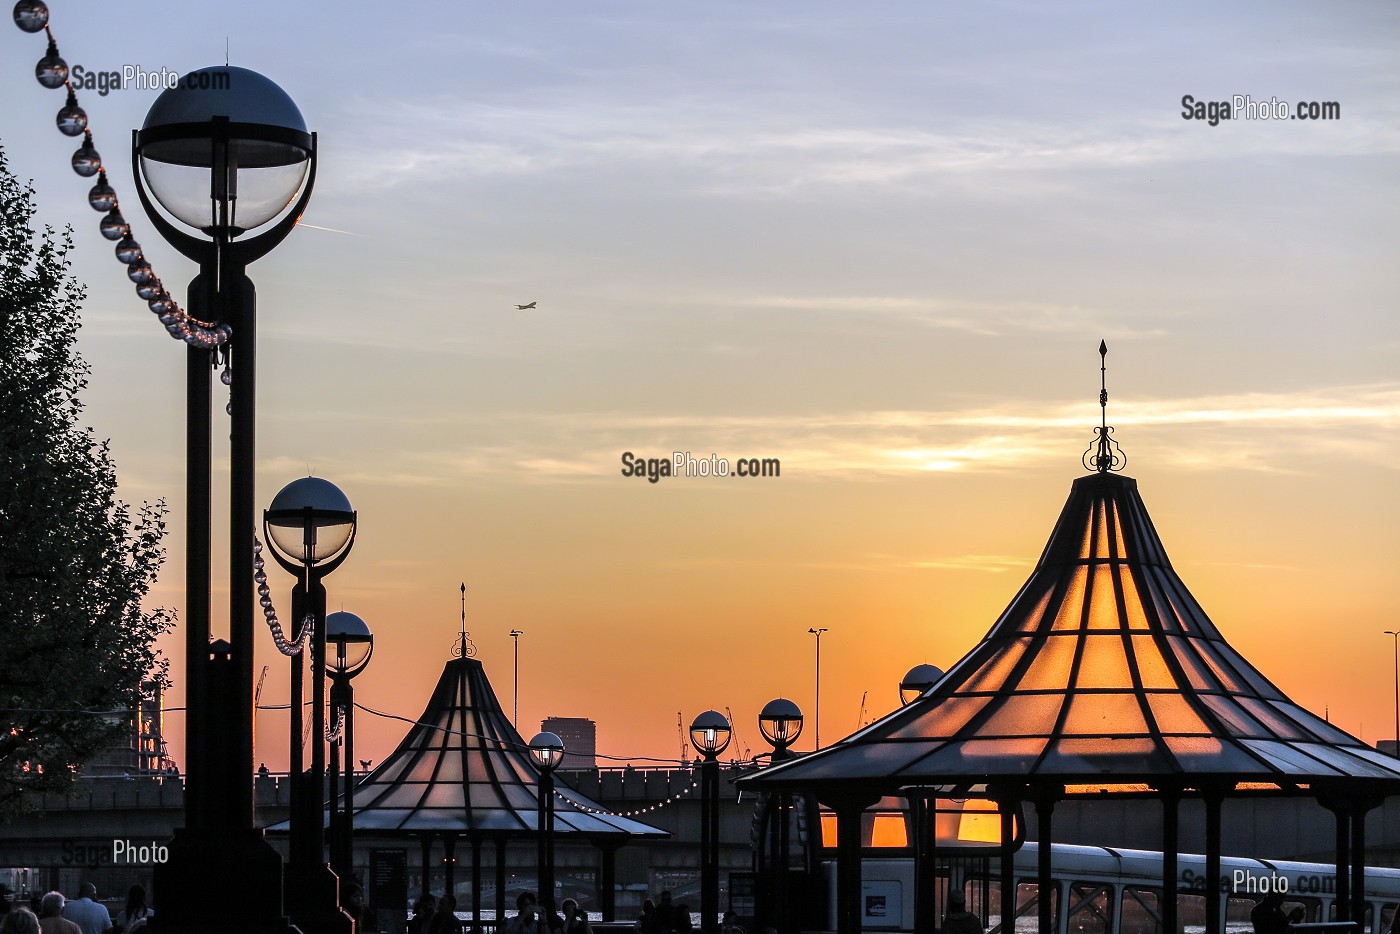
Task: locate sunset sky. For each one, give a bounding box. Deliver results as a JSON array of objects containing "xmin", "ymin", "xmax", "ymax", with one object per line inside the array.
[{"xmin": 3, "ymin": 1, "xmax": 1398, "ymax": 772}]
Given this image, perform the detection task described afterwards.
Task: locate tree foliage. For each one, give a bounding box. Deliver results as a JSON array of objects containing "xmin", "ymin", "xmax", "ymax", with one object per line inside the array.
[{"xmin": 0, "ymin": 142, "xmax": 173, "ymax": 816}]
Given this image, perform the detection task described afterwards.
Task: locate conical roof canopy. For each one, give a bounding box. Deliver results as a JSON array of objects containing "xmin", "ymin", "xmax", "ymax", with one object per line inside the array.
[
  {"xmin": 749, "ymin": 472, "xmax": 1400, "ymax": 790},
  {"xmin": 345, "ymin": 657, "xmax": 667, "ymax": 836}
]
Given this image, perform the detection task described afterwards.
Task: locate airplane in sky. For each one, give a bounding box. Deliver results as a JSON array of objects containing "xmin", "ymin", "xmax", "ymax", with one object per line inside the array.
[{"xmin": 515, "ymin": 301, "xmax": 537, "ymax": 310}]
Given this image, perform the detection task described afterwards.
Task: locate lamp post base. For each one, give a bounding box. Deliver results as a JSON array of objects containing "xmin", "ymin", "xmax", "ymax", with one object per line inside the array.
[
  {"xmin": 149, "ymin": 827, "xmax": 300, "ymax": 933},
  {"xmin": 285, "ymin": 861, "xmax": 356, "ymax": 934}
]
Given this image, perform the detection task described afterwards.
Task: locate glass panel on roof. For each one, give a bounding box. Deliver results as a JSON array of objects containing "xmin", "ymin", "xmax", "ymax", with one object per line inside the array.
[
  {"xmin": 1236, "ymin": 697, "xmax": 1305, "ymax": 739},
  {"xmin": 1093, "ymin": 500, "xmax": 1111, "ymax": 560},
  {"xmin": 824, "ymin": 740, "xmax": 946, "ymax": 774},
  {"xmin": 1051, "ymin": 568, "xmax": 1089, "ymax": 630},
  {"xmin": 958, "ymin": 641, "xmax": 1033, "ymax": 694},
  {"xmin": 1293, "ymin": 743, "xmax": 1400, "ymax": 779},
  {"xmin": 1194, "ymin": 641, "xmax": 1245, "ymax": 693},
  {"xmin": 373, "ymin": 755, "xmax": 411, "ymax": 785},
  {"xmin": 378, "ymin": 784, "xmax": 429, "ymax": 808},
  {"xmin": 1061, "ymin": 692, "xmax": 1149, "ymax": 736},
  {"xmin": 1015, "ymin": 588, "xmax": 1055, "ymax": 633},
  {"xmin": 1336, "ymin": 746, "xmax": 1400, "ymax": 778},
  {"xmin": 1199, "ymin": 695, "xmax": 1269, "ymax": 738},
  {"xmin": 1271, "ymin": 702, "xmax": 1359, "ymax": 745},
  {"xmin": 1086, "ymin": 566, "xmax": 1120, "ymax": 630},
  {"xmin": 405, "ymin": 755, "xmax": 443, "ymax": 784},
  {"xmin": 1163, "ymin": 736, "xmax": 1268, "ymax": 773},
  {"xmin": 1110, "ymin": 501, "xmax": 1129, "ymax": 560},
  {"xmin": 1239, "ymin": 740, "xmax": 1342, "ymax": 776},
  {"xmin": 915, "ymin": 738, "xmax": 1047, "ymax": 774},
  {"xmin": 1079, "ymin": 506, "xmax": 1095, "ymax": 560},
  {"xmin": 1144, "ymin": 692, "xmax": 1210, "ymax": 735},
  {"xmin": 1073, "ymin": 634, "xmax": 1133, "ymax": 690},
  {"xmin": 1038, "ymin": 737, "xmax": 1165, "ymax": 773},
  {"xmin": 1119, "ymin": 571, "xmax": 1150, "ymax": 631},
  {"xmin": 1164, "ymin": 636, "xmax": 1218, "ymax": 691},
  {"xmin": 421, "ymin": 783, "xmax": 464, "ymax": 809},
  {"xmin": 891, "ymin": 695, "xmax": 989, "ymax": 739},
  {"xmin": 1142, "ymin": 573, "xmax": 1183, "ymax": 634},
  {"xmin": 470, "ymin": 783, "xmax": 507, "ymax": 809},
  {"xmin": 1219, "ymin": 653, "xmax": 1285, "ymax": 701},
  {"xmin": 1019, "ymin": 634, "xmax": 1081, "ymax": 691},
  {"xmin": 434, "ymin": 755, "xmax": 463, "ymax": 782},
  {"xmin": 975, "ymin": 693, "xmax": 1067, "ymax": 737},
  {"xmin": 1128, "ymin": 636, "xmax": 1178, "ymax": 690}
]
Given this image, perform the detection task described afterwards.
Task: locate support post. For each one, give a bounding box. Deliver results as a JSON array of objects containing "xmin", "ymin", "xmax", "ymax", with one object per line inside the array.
[
  {"xmin": 1035, "ymin": 792, "xmax": 1057, "ymax": 934},
  {"xmin": 1204, "ymin": 788, "xmax": 1223, "ymax": 934},
  {"xmin": 1162, "ymin": 791, "xmax": 1178, "ymax": 934}
]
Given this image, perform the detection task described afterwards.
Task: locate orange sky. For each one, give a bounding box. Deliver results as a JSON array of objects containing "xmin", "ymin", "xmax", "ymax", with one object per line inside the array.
[{"xmin": 2, "ymin": 3, "xmax": 1396, "ymax": 774}]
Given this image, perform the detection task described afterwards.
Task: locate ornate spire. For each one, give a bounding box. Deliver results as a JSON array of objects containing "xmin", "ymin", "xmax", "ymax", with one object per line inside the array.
[
  {"xmin": 453, "ymin": 581, "xmax": 477, "ymax": 658},
  {"xmin": 1082, "ymin": 339, "xmax": 1126, "ymax": 473}
]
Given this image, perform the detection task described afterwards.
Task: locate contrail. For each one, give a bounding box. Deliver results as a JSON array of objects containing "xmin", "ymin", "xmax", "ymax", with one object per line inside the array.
[{"xmin": 297, "ymin": 222, "xmax": 363, "ymax": 237}]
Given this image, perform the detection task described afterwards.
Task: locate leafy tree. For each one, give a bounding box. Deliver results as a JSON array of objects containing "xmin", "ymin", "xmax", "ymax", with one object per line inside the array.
[{"xmin": 0, "ymin": 142, "xmax": 173, "ymax": 816}]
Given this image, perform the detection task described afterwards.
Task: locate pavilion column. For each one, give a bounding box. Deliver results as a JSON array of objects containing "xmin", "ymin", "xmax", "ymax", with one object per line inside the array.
[
  {"xmin": 1161, "ymin": 790, "xmax": 1179, "ymax": 934},
  {"xmin": 421, "ymin": 834, "xmax": 434, "ymax": 896},
  {"xmin": 820, "ymin": 792, "xmax": 879, "ymax": 934},
  {"xmin": 472, "ymin": 835, "xmax": 483, "ymax": 930},
  {"xmin": 598, "ymin": 840, "xmax": 621, "ymax": 921},
  {"xmin": 445, "ymin": 833, "xmax": 459, "ymax": 902},
  {"xmin": 1034, "ymin": 788, "xmax": 1060, "ymax": 934},
  {"xmin": 496, "ymin": 838, "xmax": 509, "ymax": 925},
  {"xmin": 1350, "ymin": 792, "xmax": 1382, "ymax": 925},
  {"xmin": 1319, "ymin": 792, "xmax": 1352, "ymax": 921},
  {"xmin": 994, "ymin": 790, "xmax": 1020, "ymax": 934},
  {"xmin": 1203, "ymin": 788, "xmax": 1224, "ymax": 934},
  {"xmin": 909, "ymin": 793, "xmax": 937, "ymax": 934}
]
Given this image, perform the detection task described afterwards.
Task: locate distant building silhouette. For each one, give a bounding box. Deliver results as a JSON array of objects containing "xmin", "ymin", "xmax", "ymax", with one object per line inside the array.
[
  {"xmin": 542, "ymin": 716, "xmax": 597, "ymax": 770},
  {"xmin": 85, "ymin": 680, "xmax": 178, "ymax": 777}
]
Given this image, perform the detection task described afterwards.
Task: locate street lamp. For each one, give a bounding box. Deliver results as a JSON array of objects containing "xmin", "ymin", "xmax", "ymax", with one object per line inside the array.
[
  {"xmin": 899, "ymin": 664, "xmax": 944, "ymax": 706},
  {"xmin": 135, "ymin": 65, "xmax": 315, "ymax": 933},
  {"xmin": 264, "ymin": 476, "xmax": 356, "ymax": 930},
  {"xmin": 510, "ymin": 629, "xmax": 524, "ymax": 728},
  {"xmin": 691, "ymin": 710, "xmax": 732, "ymax": 934},
  {"xmin": 1386, "ymin": 632, "xmax": 1400, "ymax": 754},
  {"xmin": 757, "ymin": 700, "xmax": 803, "ymax": 934},
  {"xmin": 326, "ymin": 611, "xmax": 374, "ymax": 882},
  {"xmin": 807, "ymin": 629, "xmax": 827, "ymax": 749},
  {"xmin": 530, "ymin": 731, "xmax": 566, "ymax": 904}
]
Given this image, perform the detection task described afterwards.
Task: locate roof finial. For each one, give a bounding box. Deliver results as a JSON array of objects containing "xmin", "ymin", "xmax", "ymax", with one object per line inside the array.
[
  {"xmin": 1082, "ymin": 339, "xmax": 1126, "ymax": 474},
  {"xmin": 453, "ymin": 581, "xmax": 477, "ymax": 658}
]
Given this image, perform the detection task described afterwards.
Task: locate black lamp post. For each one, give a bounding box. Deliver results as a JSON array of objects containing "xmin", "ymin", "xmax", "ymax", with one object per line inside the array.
[
  {"xmin": 898, "ymin": 664, "xmax": 944, "ymax": 706},
  {"xmin": 757, "ymin": 700, "xmax": 803, "ymax": 934},
  {"xmin": 807, "ymin": 629, "xmax": 826, "ymax": 749},
  {"xmin": 691, "ymin": 710, "xmax": 732, "ymax": 934},
  {"xmin": 135, "ymin": 66, "xmax": 315, "ymax": 933},
  {"xmin": 326, "ymin": 611, "xmax": 374, "ymax": 882},
  {"xmin": 264, "ymin": 476, "xmax": 356, "ymax": 934},
  {"xmin": 530, "ymin": 731, "xmax": 566, "ymax": 904}
]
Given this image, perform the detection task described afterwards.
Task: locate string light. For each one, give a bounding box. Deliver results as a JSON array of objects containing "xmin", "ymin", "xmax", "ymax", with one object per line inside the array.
[
  {"xmin": 11, "ymin": 2, "xmax": 232, "ymax": 352},
  {"xmin": 252, "ymin": 533, "xmax": 313, "ymax": 657},
  {"xmin": 557, "ymin": 778, "xmax": 699, "ymax": 818}
]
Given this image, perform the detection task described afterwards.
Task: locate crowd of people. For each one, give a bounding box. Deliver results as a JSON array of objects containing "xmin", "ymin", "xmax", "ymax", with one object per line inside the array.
[{"xmin": 0, "ymin": 883, "xmax": 148, "ymax": 934}]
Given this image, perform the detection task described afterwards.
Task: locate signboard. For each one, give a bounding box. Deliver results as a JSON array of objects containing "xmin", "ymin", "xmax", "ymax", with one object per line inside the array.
[
  {"xmin": 861, "ymin": 880, "xmax": 902, "ymax": 930},
  {"xmin": 370, "ymin": 848, "xmax": 409, "ymax": 910},
  {"xmin": 728, "ymin": 872, "xmax": 756, "ymax": 918}
]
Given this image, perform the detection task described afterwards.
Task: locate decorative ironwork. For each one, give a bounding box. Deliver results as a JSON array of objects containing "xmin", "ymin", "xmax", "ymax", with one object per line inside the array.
[
  {"xmin": 452, "ymin": 581, "xmax": 477, "ymax": 658},
  {"xmin": 1082, "ymin": 339, "xmax": 1126, "ymax": 473}
]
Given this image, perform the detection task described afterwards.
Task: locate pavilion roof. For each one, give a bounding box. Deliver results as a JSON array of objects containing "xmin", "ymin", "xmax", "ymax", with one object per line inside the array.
[
  {"xmin": 342, "ymin": 656, "xmax": 667, "ymax": 837},
  {"xmin": 745, "ymin": 471, "xmax": 1400, "ymax": 792}
]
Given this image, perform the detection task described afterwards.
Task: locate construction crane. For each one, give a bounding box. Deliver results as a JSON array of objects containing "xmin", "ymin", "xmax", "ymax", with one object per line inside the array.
[
  {"xmin": 677, "ymin": 711, "xmax": 687, "ymax": 766},
  {"xmin": 856, "ymin": 691, "xmax": 868, "ymax": 729},
  {"xmin": 255, "ymin": 665, "xmax": 268, "ymax": 707},
  {"xmin": 724, "ymin": 706, "xmax": 751, "ymax": 762}
]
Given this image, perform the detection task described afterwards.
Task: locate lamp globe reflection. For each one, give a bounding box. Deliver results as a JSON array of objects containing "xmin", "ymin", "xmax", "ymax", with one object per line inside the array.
[
  {"xmin": 689, "ymin": 710, "xmax": 732, "ymax": 758},
  {"xmin": 529, "ymin": 732, "xmax": 566, "ymax": 772},
  {"xmin": 899, "ymin": 663, "xmax": 944, "ymax": 706},
  {"xmin": 263, "ymin": 477, "xmax": 356, "ymax": 571},
  {"xmin": 326, "ymin": 611, "xmax": 374, "ymax": 676},
  {"xmin": 758, "ymin": 698, "xmax": 804, "ymax": 753},
  {"xmin": 136, "ymin": 66, "xmax": 312, "ymax": 235}
]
